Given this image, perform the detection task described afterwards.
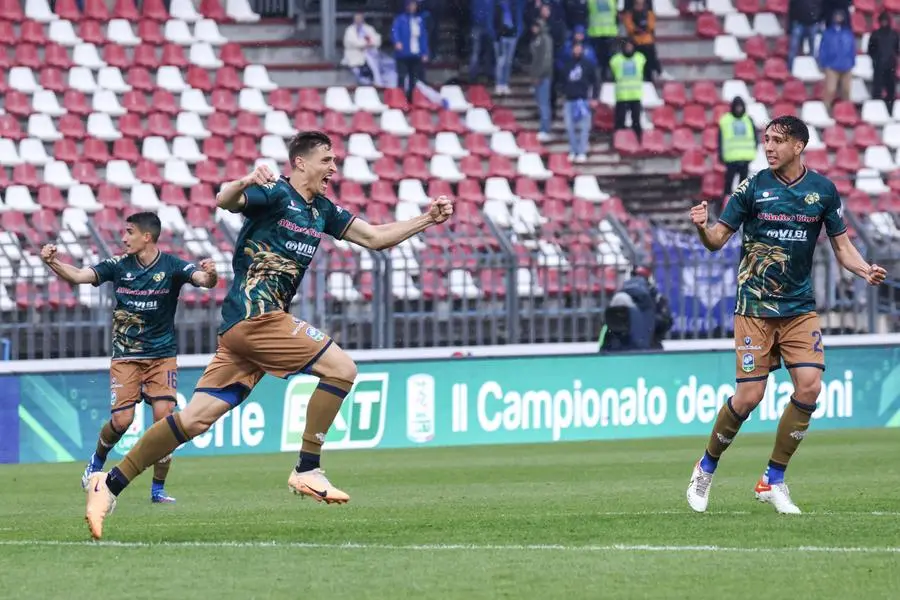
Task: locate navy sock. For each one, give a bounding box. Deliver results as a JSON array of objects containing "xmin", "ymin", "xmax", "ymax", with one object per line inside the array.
[
  {"xmin": 151, "ymin": 478, "xmax": 165, "ymax": 496},
  {"xmin": 295, "ymin": 451, "xmax": 321, "ymax": 473},
  {"xmin": 700, "ymin": 450, "xmax": 719, "ymax": 474},
  {"xmin": 105, "ymin": 467, "xmax": 130, "ymax": 496},
  {"xmin": 765, "ymin": 460, "xmax": 787, "ymax": 484}
]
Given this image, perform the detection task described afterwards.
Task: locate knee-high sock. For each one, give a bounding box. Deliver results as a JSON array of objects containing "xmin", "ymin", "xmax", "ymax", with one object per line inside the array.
[
  {"xmin": 295, "ymin": 377, "xmax": 354, "ymax": 472},
  {"xmin": 106, "ymin": 414, "xmax": 189, "ymax": 496},
  {"xmin": 95, "ymin": 420, "xmax": 126, "ymax": 462}
]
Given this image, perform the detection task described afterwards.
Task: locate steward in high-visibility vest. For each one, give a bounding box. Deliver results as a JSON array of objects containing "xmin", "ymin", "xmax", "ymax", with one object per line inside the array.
[
  {"xmin": 588, "ymin": 0, "xmax": 618, "ymax": 38},
  {"xmin": 610, "ymin": 47, "xmax": 646, "ymax": 102},
  {"xmin": 718, "ymin": 96, "xmax": 757, "ymax": 201}
]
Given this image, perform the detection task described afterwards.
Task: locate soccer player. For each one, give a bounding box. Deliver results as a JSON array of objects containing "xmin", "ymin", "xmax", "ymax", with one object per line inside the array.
[
  {"xmin": 40, "ymin": 212, "xmax": 219, "ymax": 503},
  {"xmin": 84, "ymin": 131, "xmax": 454, "ymax": 538},
  {"xmin": 684, "ymin": 116, "xmax": 887, "ymax": 514}
]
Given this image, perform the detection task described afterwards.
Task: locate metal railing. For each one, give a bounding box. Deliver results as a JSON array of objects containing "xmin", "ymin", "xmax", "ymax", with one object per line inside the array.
[{"xmin": 1, "ymin": 208, "xmax": 899, "ymax": 360}]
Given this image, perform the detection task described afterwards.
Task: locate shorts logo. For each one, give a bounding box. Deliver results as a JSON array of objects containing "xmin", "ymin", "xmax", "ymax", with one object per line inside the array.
[
  {"xmin": 306, "ymin": 326, "xmax": 325, "ymax": 342},
  {"xmin": 153, "ymin": 272, "xmax": 165, "ymax": 282},
  {"xmin": 744, "ymin": 336, "xmax": 752, "ymax": 345},
  {"xmin": 742, "ymin": 352, "xmax": 756, "ymax": 373}
]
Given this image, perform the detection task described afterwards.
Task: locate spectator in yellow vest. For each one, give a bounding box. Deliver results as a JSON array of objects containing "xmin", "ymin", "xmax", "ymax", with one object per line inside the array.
[
  {"xmin": 610, "ymin": 39, "xmax": 645, "ymax": 142},
  {"xmin": 718, "ymin": 96, "xmax": 757, "ymax": 206},
  {"xmin": 622, "ymin": 0, "xmax": 660, "ymax": 82},
  {"xmin": 586, "ymin": 0, "xmax": 618, "ymax": 82}
]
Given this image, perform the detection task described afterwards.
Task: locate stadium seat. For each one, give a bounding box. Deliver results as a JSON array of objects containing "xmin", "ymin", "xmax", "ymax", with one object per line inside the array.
[
  {"xmin": 142, "ymin": 136, "xmax": 172, "ymax": 163},
  {"xmin": 746, "ymin": 102, "xmax": 770, "ymax": 128},
  {"xmin": 5, "ymin": 91, "xmax": 32, "ymax": 118},
  {"xmin": 434, "ymin": 132, "xmax": 469, "ymax": 158},
  {"xmin": 5, "ymin": 185, "xmax": 41, "ymax": 212},
  {"xmin": 852, "ymin": 55, "xmax": 873, "ymax": 81},
  {"xmin": 161, "ymin": 43, "xmax": 189, "ymax": 67},
  {"xmin": 239, "ymin": 88, "xmax": 271, "ymax": 115},
  {"xmin": 714, "ymin": 35, "xmax": 746, "ymax": 61},
  {"xmin": 264, "ymin": 111, "xmax": 297, "ymax": 138},
  {"xmin": 834, "ymin": 147, "xmax": 861, "ymax": 173},
  {"xmin": 708, "ymin": 0, "xmax": 737, "ymax": 15},
  {"xmin": 781, "ymin": 78, "xmax": 808, "ymax": 104},
  {"xmin": 171, "ymin": 0, "xmax": 201, "ymax": 21},
  {"xmin": 354, "ymin": 86, "xmax": 388, "ymax": 113},
  {"xmin": 547, "ymin": 153, "xmax": 576, "ymax": 178},
  {"xmin": 9, "ymin": 66, "xmax": 40, "ymax": 94},
  {"xmin": 573, "ymin": 175, "xmax": 609, "ymax": 202},
  {"xmin": 190, "ymin": 42, "xmax": 223, "ymax": 69},
  {"xmin": 801, "ymin": 101, "xmax": 835, "ymax": 128},
  {"xmin": 487, "ymin": 155, "xmax": 516, "ymax": 179},
  {"xmin": 194, "ymin": 18, "xmax": 227, "ymax": 44},
  {"xmin": 662, "ymin": 82, "xmax": 687, "ymax": 107},
  {"xmin": 691, "ymin": 81, "xmax": 719, "ymax": 107},
  {"xmin": 242, "ymin": 65, "xmax": 276, "ymax": 91},
  {"xmin": 28, "ymin": 113, "xmax": 62, "ymax": 141},
  {"xmin": 381, "ymin": 109, "xmax": 415, "ymax": 136},
  {"xmin": 863, "ymin": 146, "xmax": 896, "ymax": 172},
  {"xmin": 724, "ymin": 13, "xmax": 753, "ymax": 38},
  {"xmin": 107, "ymin": 19, "xmax": 139, "ymax": 45},
  {"xmin": 721, "ymin": 79, "xmax": 751, "ymax": 103},
  {"xmin": 465, "ymin": 108, "xmax": 499, "ymax": 134},
  {"xmin": 855, "ymin": 168, "xmax": 889, "ymax": 194},
  {"xmin": 37, "ymin": 185, "xmax": 66, "ymax": 211},
  {"xmin": 347, "ymin": 133, "xmax": 382, "ymax": 161},
  {"xmin": 43, "ymin": 160, "xmax": 77, "ymax": 189},
  {"xmin": 696, "ymin": 12, "xmax": 724, "ymax": 38},
  {"xmin": 751, "ymin": 79, "xmax": 778, "ymax": 105},
  {"xmin": 163, "ymin": 159, "xmax": 199, "ymax": 186},
  {"xmin": 67, "ymin": 184, "xmax": 103, "ymax": 212},
  {"xmin": 325, "ymin": 86, "xmax": 356, "ymax": 113},
  {"xmin": 92, "ymin": 89, "xmax": 126, "ymax": 116},
  {"xmin": 882, "ymin": 123, "xmax": 900, "ymax": 149},
  {"xmin": 342, "ymin": 156, "xmax": 378, "ymax": 184},
  {"xmin": 743, "ymin": 35, "xmax": 768, "ymax": 60},
  {"xmin": 491, "ymin": 131, "xmax": 524, "ymax": 158},
  {"xmin": 226, "ymin": 0, "xmax": 260, "ymax": 22},
  {"xmin": 33, "ymin": 89, "xmax": 66, "ymax": 116},
  {"xmin": 752, "ymin": 12, "xmax": 783, "ymax": 36},
  {"xmin": 0, "ymin": 139, "xmax": 23, "ymax": 166},
  {"xmin": 165, "ymin": 19, "xmax": 194, "ymax": 45},
  {"xmin": 260, "ymin": 135, "xmax": 288, "ymax": 161},
  {"xmin": 832, "ymin": 101, "xmax": 859, "ymax": 127},
  {"xmin": 762, "ymin": 57, "xmax": 790, "ymax": 81},
  {"xmin": 792, "ymin": 56, "xmax": 824, "ymax": 82},
  {"xmin": 20, "ymin": 137, "xmax": 51, "ymax": 165},
  {"xmin": 517, "ymin": 153, "xmax": 553, "ymax": 180},
  {"xmin": 157, "ymin": 66, "xmax": 188, "ymax": 92},
  {"xmin": 860, "ymin": 100, "xmax": 892, "ymax": 127}
]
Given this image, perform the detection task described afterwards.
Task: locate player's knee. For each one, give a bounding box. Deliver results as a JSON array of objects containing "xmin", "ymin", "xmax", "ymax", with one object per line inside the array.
[
  {"xmin": 110, "ymin": 410, "xmax": 134, "ymax": 433},
  {"xmin": 179, "ymin": 410, "xmax": 214, "ymax": 439},
  {"xmin": 793, "ymin": 379, "xmax": 822, "ymax": 404},
  {"xmin": 318, "ymin": 347, "xmax": 358, "ymax": 383},
  {"xmin": 732, "ymin": 381, "xmax": 766, "ymax": 414}
]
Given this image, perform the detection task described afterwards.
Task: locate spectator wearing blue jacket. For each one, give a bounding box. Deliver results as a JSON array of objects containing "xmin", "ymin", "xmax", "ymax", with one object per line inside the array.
[
  {"xmin": 392, "ymin": 1, "xmax": 430, "ymax": 102},
  {"xmin": 558, "ymin": 25, "xmax": 597, "ymax": 70},
  {"xmin": 469, "ymin": 0, "xmax": 496, "ymax": 82},
  {"xmin": 817, "ymin": 9, "xmax": 855, "ymax": 108}
]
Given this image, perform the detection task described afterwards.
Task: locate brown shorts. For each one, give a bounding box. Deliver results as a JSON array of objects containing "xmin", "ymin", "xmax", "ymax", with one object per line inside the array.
[
  {"xmin": 733, "ymin": 313, "xmax": 825, "ymax": 382},
  {"xmin": 195, "ymin": 311, "xmax": 333, "ymax": 406},
  {"xmin": 109, "ymin": 357, "xmax": 178, "ymax": 413}
]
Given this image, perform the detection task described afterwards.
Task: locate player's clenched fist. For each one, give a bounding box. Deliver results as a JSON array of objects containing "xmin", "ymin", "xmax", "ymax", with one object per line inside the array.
[
  {"xmin": 198, "ymin": 258, "xmax": 217, "ymax": 274},
  {"xmin": 429, "ymin": 195, "xmax": 454, "ymax": 224},
  {"xmin": 865, "ymin": 263, "xmax": 887, "ymax": 286},
  {"xmin": 690, "ymin": 201, "xmax": 708, "ymax": 227},
  {"xmin": 40, "ymin": 243, "xmax": 58, "ymax": 264},
  {"xmin": 243, "ymin": 164, "xmax": 277, "ymax": 187}
]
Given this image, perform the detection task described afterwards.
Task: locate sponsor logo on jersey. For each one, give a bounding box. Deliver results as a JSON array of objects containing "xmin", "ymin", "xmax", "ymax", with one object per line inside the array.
[
  {"xmin": 285, "ymin": 240, "xmax": 317, "ymax": 257},
  {"xmin": 766, "ymin": 229, "xmax": 808, "ymax": 242}
]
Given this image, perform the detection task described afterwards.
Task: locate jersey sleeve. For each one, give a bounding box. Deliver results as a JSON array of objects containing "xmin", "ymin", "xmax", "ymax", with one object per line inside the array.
[
  {"xmin": 90, "ymin": 256, "xmax": 118, "ymax": 287},
  {"xmin": 323, "ymin": 199, "xmax": 356, "ymax": 240},
  {"xmin": 824, "ymin": 183, "xmax": 848, "ymax": 237},
  {"xmin": 718, "ymin": 175, "xmax": 754, "ymax": 231},
  {"xmin": 172, "ymin": 256, "xmax": 199, "ymax": 287},
  {"xmin": 242, "ymin": 183, "xmax": 287, "ymax": 218}
]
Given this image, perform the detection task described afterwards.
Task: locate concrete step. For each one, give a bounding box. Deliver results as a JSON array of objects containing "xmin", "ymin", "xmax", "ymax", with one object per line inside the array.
[
  {"xmin": 656, "ymin": 18, "xmax": 697, "ymax": 37},
  {"xmin": 267, "ymin": 67, "xmax": 356, "ymax": 88},
  {"xmin": 242, "ymin": 44, "xmax": 321, "ymax": 65},
  {"xmin": 656, "ymin": 39, "xmax": 716, "ymax": 60},
  {"xmin": 666, "ymin": 61, "xmax": 734, "ymax": 82},
  {"xmin": 220, "ymin": 23, "xmax": 297, "ymax": 42}
]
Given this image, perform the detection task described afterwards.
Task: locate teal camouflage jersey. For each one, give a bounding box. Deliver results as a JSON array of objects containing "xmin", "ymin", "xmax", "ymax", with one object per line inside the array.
[
  {"xmin": 91, "ymin": 252, "xmax": 198, "ymax": 358},
  {"xmin": 219, "ymin": 176, "xmax": 355, "ymax": 335},
  {"xmin": 718, "ymin": 167, "xmax": 847, "ymax": 318}
]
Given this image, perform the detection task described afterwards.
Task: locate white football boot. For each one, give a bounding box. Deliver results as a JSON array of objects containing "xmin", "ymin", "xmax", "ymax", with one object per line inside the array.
[
  {"xmin": 686, "ymin": 460, "xmax": 715, "ymax": 513},
  {"xmin": 754, "ymin": 479, "xmax": 802, "ymax": 514}
]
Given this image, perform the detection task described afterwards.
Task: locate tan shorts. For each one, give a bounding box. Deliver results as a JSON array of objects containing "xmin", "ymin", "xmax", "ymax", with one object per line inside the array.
[
  {"xmin": 733, "ymin": 313, "xmax": 825, "ymax": 382},
  {"xmin": 109, "ymin": 357, "xmax": 178, "ymax": 413},
  {"xmin": 195, "ymin": 311, "xmax": 332, "ymax": 405}
]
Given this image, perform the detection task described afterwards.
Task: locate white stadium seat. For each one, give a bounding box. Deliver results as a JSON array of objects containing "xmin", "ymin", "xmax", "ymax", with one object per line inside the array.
[
  {"xmin": 517, "ymin": 153, "xmax": 553, "ymax": 180},
  {"xmin": 243, "ymin": 65, "xmax": 278, "ymax": 91},
  {"xmin": 0, "ymin": 139, "xmax": 22, "ymax": 166},
  {"xmin": 68, "ymin": 67, "xmax": 99, "ymax": 94},
  {"xmin": 32, "ymin": 90, "xmax": 67, "ymax": 117},
  {"xmin": 142, "ymin": 136, "xmax": 172, "ymax": 163},
  {"xmin": 194, "ymin": 19, "xmax": 228, "ymax": 45},
  {"xmin": 92, "ymin": 90, "xmax": 127, "ymax": 117},
  {"xmin": 43, "ymin": 160, "xmax": 77, "ymax": 189},
  {"xmin": 380, "ymin": 109, "xmax": 415, "ymax": 136},
  {"xmin": 9, "ymin": 67, "xmax": 39, "ymax": 94},
  {"xmin": 170, "ymin": 0, "xmax": 202, "ymax": 22},
  {"xmin": 67, "ymin": 184, "xmax": 103, "ymax": 212},
  {"xmin": 176, "ymin": 111, "xmax": 212, "ymax": 138},
  {"xmin": 25, "ymin": 0, "xmax": 58, "ymax": 22},
  {"xmin": 5, "ymin": 185, "xmax": 41, "ymax": 212},
  {"xmin": 264, "ymin": 111, "xmax": 298, "ymax": 138},
  {"xmin": 28, "ymin": 113, "xmax": 63, "ymax": 141},
  {"xmin": 106, "ymin": 160, "xmax": 138, "ymax": 187},
  {"xmin": 490, "ymin": 131, "xmax": 524, "ymax": 157},
  {"xmin": 49, "ymin": 20, "xmax": 81, "ymax": 46},
  {"xmin": 180, "ymin": 90, "xmax": 214, "ymax": 116},
  {"xmin": 164, "ymin": 159, "xmax": 200, "ymax": 186},
  {"xmin": 226, "ymin": 0, "xmax": 261, "ymax": 23},
  {"xmin": 713, "ymin": 35, "xmax": 746, "ymax": 62},
  {"xmin": 107, "ymin": 20, "xmax": 141, "ymax": 46},
  {"xmin": 354, "ymin": 86, "xmax": 388, "ymax": 113},
  {"xmin": 98, "ymin": 67, "xmax": 132, "ymax": 93},
  {"xmin": 347, "ymin": 133, "xmax": 383, "ymax": 161},
  {"xmin": 429, "ymin": 155, "xmax": 465, "ymax": 183},
  {"xmin": 19, "ymin": 137, "xmax": 51, "ymax": 166},
  {"xmin": 172, "ymin": 136, "xmax": 207, "ymax": 163},
  {"xmin": 73, "ymin": 43, "xmax": 106, "ymax": 69},
  {"xmin": 434, "ymin": 132, "xmax": 469, "ymax": 158},
  {"xmin": 165, "ymin": 20, "xmax": 195, "ymax": 45},
  {"xmin": 723, "ymin": 13, "xmax": 753, "ymax": 38},
  {"xmin": 238, "ymin": 88, "xmax": 271, "ymax": 114},
  {"xmin": 398, "ymin": 179, "xmax": 431, "ymax": 205},
  {"xmin": 342, "ymin": 156, "xmax": 378, "ymax": 184},
  {"xmin": 325, "ymin": 87, "xmax": 357, "ymax": 113},
  {"xmin": 157, "ymin": 66, "xmax": 189, "ymax": 93},
  {"xmin": 190, "ymin": 43, "xmax": 223, "ymax": 69}
]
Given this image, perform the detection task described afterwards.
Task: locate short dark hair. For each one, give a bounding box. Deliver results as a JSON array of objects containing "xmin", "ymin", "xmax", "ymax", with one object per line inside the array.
[
  {"xmin": 765, "ymin": 116, "xmax": 809, "ymax": 148},
  {"xmin": 125, "ymin": 212, "xmax": 162, "ymax": 242},
  {"xmin": 288, "ymin": 131, "xmax": 333, "ymax": 166}
]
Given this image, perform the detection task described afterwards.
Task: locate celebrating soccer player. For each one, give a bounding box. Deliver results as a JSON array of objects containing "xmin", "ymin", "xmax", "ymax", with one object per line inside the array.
[
  {"xmin": 685, "ymin": 116, "xmax": 887, "ymax": 514},
  {"xmin": 41, "ymin": 213, "xmax": 219, "ymax": 504},
  {"xmin": 84, "ymin": 131, "xmax": 454, "ymax": 539}
]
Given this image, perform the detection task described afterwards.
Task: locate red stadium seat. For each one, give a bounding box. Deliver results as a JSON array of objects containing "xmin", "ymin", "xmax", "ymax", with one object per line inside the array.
[
  {"xmin": 350, "ymin": 111, "xmax": 379, "ymax": 135},
  {"xmin": 136, "ymin": 160, "xmax": 164, "ymax": 185},
  {"xmin": 762, "ymin": 58, "xmax": 790, "ymax": 82},
  {"xmin": 372, "ymin": 157, "xmax": 401, "ymax": 182},
  {"xmin": 4, "ymin": 91, "xmax": 30, "ymax": 117},
  {"xmin": 845, "ymin": 190, "xmax": 875, "ymax": 214},
  {"xmin": 751, "ymin": 79, "xmax": 778, "ymax": 105},
  {"xmin": 641, "ymin": 129, "xmax": 671, "ymax": 155},
  {"xmin": 409, "ymin": 110, "xmax": 437, "ymax": 134},
  {"xmin": 215, "ymin": 66, "xmax": 242, "ymax": 91},
  {"xmin": 651, "ymin": 105, "xmax": 677, "ymax": 131},
  {"xmin": 186, "ymin": 66, "xmax": 213, "ymax": 92},
  {"xmin": 268, "ymin": 89, "xmax": 295, "ymax": 112},
  {"xmin": 13, "ymin": 164, "xmax": 40, "ymax": 188},
  {"xmin": 367, "ymin": 181, "xmax": 396, "ymax": 206},
  {"xmin": 126, "ymin": 67, "xmax": 154, "ymax": 92},
  {"xmin": 323, "ymin": 111, "xmax": 351, "ymax": 136},
  {"xmin": 122, "ymin": 90, "xmax": 150, "ymax": 115},
  {"xmin": 456, "ymin": 179, "xmax": 484, "ymax": 205},
  {"xmin": 79, "ymin": 20, "xmax": 105, "ymax": 44},
  {"xmin": 403, "ymin": 133, "xmax": 430, "ymax": 158},
  {"xmin": 142, "ymin": 0, "xmax": 170, "ymax": 21},
  {"xmin": 832, "ymin": 101, "xmax": 859, "ymax": 127},
  {"xmin": 823, "ymin": 125, "xmax": 848, "ymax": 150},
  {"xmin": 691, "ymin": 81, "xmax": 719, "ymax": 107},
  {"xmin": 160, "ymin": 183, "xmax": 189, "ymax": 208},
  {"xmin": 210, "ymin": 90, "xmax": 238, "ymax": 115},
  {"xmin": 702, "ymin": 126, "xmax": 720, "ymax": 152},
  {"xmin": 84, "ymin": 0, "xmax": 109, "ymax": 19},
  {"xmin": 383, "ymin": 88, "xmax": 409, "ymax": 111},
  {"xmin": 852, "ymin": 124, "xmax": 880, "ymax": 150},
  {"xmin": 744, "ymin": 35, "xmax": 768, "ymax": 61},
  {"xmin": 696, "ymin": 12, "xmax": 723, "ymax": 38},
  {"xmin": 735, "ymin": 0, "xmax": 761, "ymax": 14},
  {"xmin": 16, "ymin": 44, "xmax": 41, "ymax": 69},
  {"xmin": 467, "ymin": 85, "xmax": 493, "ymax": 109},
  {"xmin": 733, "ymin": 59, "xmax": 758, "ymax": 82},
  {"xmin": 547, "ymin": 153, "xmax": 575, "ymax": 178},
  {"xmin": 161, "ymin": 44, "xmax": 188, "ymax": 67},
  {"xmin": 438, "ymin": 110, "xmax": 467, "ymax": 134},
  {"xmin": 771, "ymin": 101, "xmax": 796, "ymax": 117},
  {"xmin": 376, "ymin": 133, "xmax": 403, "ymax": 158},
  {"xmin": 460, "ymin": 155, "xmax": 485, "ymax": 179},
  {"xmin": 293, "ymin": 110, "xmax": 319, "ymax": 130},
  {"xmin": 514, "ymin": 177, "xmax": 540, "ymax": 200},
  {"xmin": 681, "ymin": 149, "xmax": 707, "ymax": 177},
  {"xmin": 37, "ymin": 186, "xmax": 66, "ymax": 212},
  {"xmin": 0, "ymin": 0, "xmax": 25, "ymax": 21},
  {"xmin": 463, "ymin": 133, "xmax": 490, "ymax": 156},
  {"xmin": 20, "ymin": 20, "xmax": 47, "ymax": 44},
  {"xmin": 113, "ymin": 0, "xmax": 139, "ymax": 19},
  {"xmin": 201, "ymin": 136, "xmax": 229, "ymax": 161},
  {"xmin": 53, "ymin": 139, "xmax": 79, "ymax": 163},
  {"xmin": 220, "ymin": 43, "xmax": 248, "ymax": 68},
  {"xmin": 39, "ymin": 67, "xmax": 66, "ymax": 93},
  {"xmin": 55, "ymin": 0, "xmax": 82, "ymax": 20},
  {"xmin": 781, "ymin": 79, "xmax": 808, "ymax": 104},
  {"xmin": 236, "ymin": 112, "xmax": 264, "ymax": 136},
  {"xmin": 97, "ymin": 185, "xmax": 126, "ymax": 210},
  {"xmin": 199, "ymin": 0, "xmax": 227, "ymax": 20},
  {"xmin": 682, "ymin": 104, "xmax": 708, "ymax": 130},
  {"xmin": 34, "ymin": 210, "xmax": 62, "ymax": 239},
  {"xmin": 834, "ymin": 147, "xmax": 861, "ymax": 173},
  {"xmin": 492, "ymin": 108, "xmax": 520, "ymax": 133},
  {"xmin": 58, "ymin": 114, "xmax": 86, "ymax": 140},
  {"xmin": 72, "ymin": 161, "xmax": 101, "ymax": 186},
  {"xmin": 151, "ymin": 90, "xmax": 179, "ymax": 115},
  {"xmin": 133, "ymin": 44, "xmax": 160, "ymax": 69},
  {"xmin": 103, "ymin": 43, "xmax": 130, "ymax": 69},
  {"xmin": 112, "ymin": 138, "xmax": 140, "ymax": 162},
  {"xmin": 195, "ymin": 159, "xmax": 220, "ymax": 185},
  {"xmin": 850, "ymin": 10, "xmax": 867, "ymax": 35},
  {"xmin": 662, "ymin": 81, "xmax": 687, "ymax": 108},
  {"xmin": 147, "ymin": 113, "xmax": 176, "ymax": 138},
  {"xmin": 83, "ymin": 138, "xmax": 110, "ymax": 164},
  {"xmin": 232, "ymin": 136, "xmax": 258, "ymax": 161},
  {"xmin": 487, "ymin": 155, "xmax": 515, "ymax": 178},
  {"xmin": 297, "ymin": 88, "xmax": 324, "ymax": 113},
  {"xmin": 402, "ymin": 156, "xmax": 429, "ymax": 180}
]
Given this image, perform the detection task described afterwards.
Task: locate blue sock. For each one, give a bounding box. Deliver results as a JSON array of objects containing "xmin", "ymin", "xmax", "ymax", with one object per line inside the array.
[
  {"xmin": 765, "ymin": 461, "xmax": 786, "ymax": 485},
  {"xmin": 90, "ymin": 452, "xmax": 105, "ymax": 470},
  {"xmin": 700, "ymin": 450, "xmax": 719, "ymax": 474},
  {"xmin": 151, "ymin": 478, "xmax": 165, "ymax": 497}
]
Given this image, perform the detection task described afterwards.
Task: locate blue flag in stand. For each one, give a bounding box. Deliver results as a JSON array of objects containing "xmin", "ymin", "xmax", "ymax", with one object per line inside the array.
[{"xmin": 651, "ymin": 227, "xmax": 742, "ymax": 337}]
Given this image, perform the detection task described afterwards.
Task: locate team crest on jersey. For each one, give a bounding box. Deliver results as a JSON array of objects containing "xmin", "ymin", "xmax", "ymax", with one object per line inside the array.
[
  {"xmin": 311, "ymin": 207, "xmax": 320, "ymax": 220},
  {"xmin": 306, "ymin": 326, "xmax": 325, "ymax": 342},
  {"xmin": 804, "ymin": 192, "xmax": 820, "ymax": 205},
  {"xmin": 153, "ymin": 272, "xmax": 165, "ymax": 282},
  {"xmin": 741, "ymin": 352, "xmax": 755, "ymax": 373},
  {"xmin": 261, "ymin": 181, "xmax": 277, "ymax": 189}
]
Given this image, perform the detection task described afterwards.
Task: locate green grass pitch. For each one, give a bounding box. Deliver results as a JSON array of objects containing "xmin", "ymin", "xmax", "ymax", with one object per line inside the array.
[{"xmin": 1, "ymin": 429, "xmax": 898, "ymax": 599}]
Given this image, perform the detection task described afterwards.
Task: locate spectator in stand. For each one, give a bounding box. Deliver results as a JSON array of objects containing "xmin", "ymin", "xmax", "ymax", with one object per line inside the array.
[
  {"xmin": 469, "ymin": 0, "xmax": 496, "ymax": 83},
  {"xmin": 622, "ymin": 0, "xmax": 660, "ymax": 82},
  {"xmin": 787, "ymin": 0, "xmax": 822, "ymax": 70},
  {"xmin": 817, "ymin": 9, "xmax": 855, "ymax": 109},
  {"xmin": 562, "ymin": 41, "xmax": 598, "ymax": 163},
  {"xmin": 610, "ymin": 39, "xmax": 645, "ymax": 142},
  {"xmin": 342, "ymin": 13, "xmax": 384, "ymax": 86},
  {"xmin": 868, "ymin": 12, "xmax": 899, "ymax": 114},
  {"xmin": 392, "ymin": 1, "xmax": 430, "ymax": 102},
  {"xmin": 587, "ymin": 0, "xmax": 619, "ymax": 83},
  {"xmin": 530, "ymin": 19, "xmax": 555, "ymax": 141},
  {"xmin": 560, "ymin": 25, "xmax": 598, "ymax": 68},
  {"xmin": 565, "ymin": 0, "xmax": 589, "ymax": 30},
  {"xmin": 718, "ymin": 97, "xmax": 757, "ymax": 207},
  {"xmin": 494, "ymin": 0, "xmax": 519, "ymax": 95},
  {"xmin": 821, "ymin": 0, "xmax": 849, "ymax": 23}
]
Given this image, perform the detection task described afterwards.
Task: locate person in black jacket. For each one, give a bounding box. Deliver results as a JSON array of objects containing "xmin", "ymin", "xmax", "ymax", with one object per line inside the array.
[
  {"xmin": 787, "ymin": 0, "xmax": 822, "ymax": 69},
  {"xmin": 868, "ymin": 12, "xmax": 899, "ymax": 114},
  {"xmin": 561, "ymin": 41, "xmax": 597, "ymax": 162}
]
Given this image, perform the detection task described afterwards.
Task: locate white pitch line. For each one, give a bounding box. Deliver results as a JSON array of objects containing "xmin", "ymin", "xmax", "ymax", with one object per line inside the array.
[{"xmin": 0, "ymin": 540, "xmax": 898, "ymax": 554}]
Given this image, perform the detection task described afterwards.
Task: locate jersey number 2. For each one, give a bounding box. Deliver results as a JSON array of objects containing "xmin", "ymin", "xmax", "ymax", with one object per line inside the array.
[{"xmin": 811, "ymin": 331, "xmax": 823, "ymax": 353}]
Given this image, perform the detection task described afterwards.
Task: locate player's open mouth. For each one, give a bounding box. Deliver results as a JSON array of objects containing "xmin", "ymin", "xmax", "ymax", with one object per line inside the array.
[{"xmin": 322, "ymin": 176, "xmax": 331, "ymax": 187}]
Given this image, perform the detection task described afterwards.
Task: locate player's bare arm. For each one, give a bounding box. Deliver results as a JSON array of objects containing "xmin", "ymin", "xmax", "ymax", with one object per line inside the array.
[
  {"xmin": 190, "ymin": 258, "xmax": 219, "ymax": 289},
  {"xmin": 343, "ymin": 195, "xmax": 454, "ymax": 251},
  {"xmin": 828, "ymin": 232, "xmax": 887, "ymax": 285},
  {"xmin": 40, "ymin": 243, "xmax": 98, "ymax": 285},
  {"xmin": 690, "ymin": 201, "xmax": 736, "ymax": 252},
  {"xmin": 216, "ymin": 165, "xmax": 278, "ymax": 213}
]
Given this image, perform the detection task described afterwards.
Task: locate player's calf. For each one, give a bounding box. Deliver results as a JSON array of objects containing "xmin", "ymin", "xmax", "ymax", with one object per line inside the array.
[{"xmin": 82, "ymin": 416, "xmax": 131, "ymax": 490}]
